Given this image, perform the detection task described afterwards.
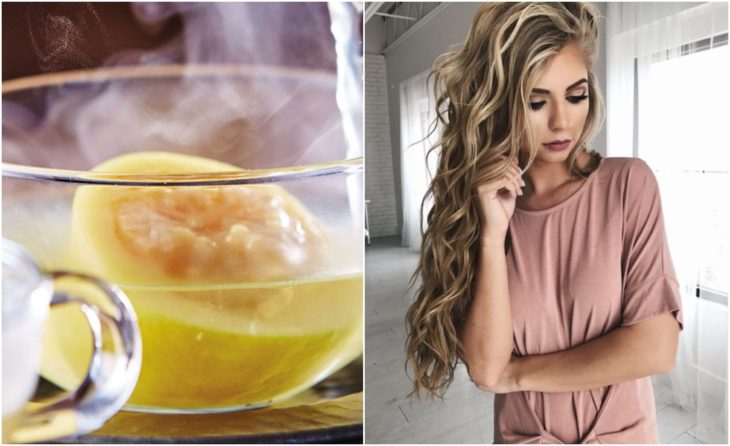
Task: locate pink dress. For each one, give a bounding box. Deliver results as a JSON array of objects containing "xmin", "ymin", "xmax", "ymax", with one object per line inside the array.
[{"xmin": 497, "ymin": 157, "xmax": 683, "ymax": 444}]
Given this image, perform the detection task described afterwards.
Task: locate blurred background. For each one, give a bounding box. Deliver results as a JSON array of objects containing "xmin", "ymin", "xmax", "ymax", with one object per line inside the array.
[
  {"xmin": 2, "ymin": 2, "xmax": 337, "ymax": 81},
  {"xmin": 363, "ymin": 2, "xmax": 727, "ymax": 443}
]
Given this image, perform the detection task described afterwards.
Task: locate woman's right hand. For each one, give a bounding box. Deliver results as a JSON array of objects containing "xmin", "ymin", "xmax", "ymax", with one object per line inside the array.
[{"xmin": 475, "ymin": 158, "xmax": 524, "ymax": 243}]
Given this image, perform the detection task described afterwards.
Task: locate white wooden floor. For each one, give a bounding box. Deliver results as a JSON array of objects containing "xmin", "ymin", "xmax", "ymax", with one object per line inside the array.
[{"xmin": 364, "ymin": 236, "xmax": 720, "ymax": 444}]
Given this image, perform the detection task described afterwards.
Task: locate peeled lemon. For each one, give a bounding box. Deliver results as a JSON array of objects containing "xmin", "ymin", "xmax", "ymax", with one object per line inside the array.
[
  {"xmin": 68, "ymin": 152, "xmax": 327, "ymax": 285},
  {"xmin": 41, "ymin": 152, "xmax": 363, "ymax": 411}
]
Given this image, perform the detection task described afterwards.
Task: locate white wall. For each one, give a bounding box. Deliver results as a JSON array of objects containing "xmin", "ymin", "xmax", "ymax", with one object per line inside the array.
[
  {"xmin": 381, "ymin": 3, "xmax": 482, "ymax": 235},
  {"xmin": 364, "ymin": 53, "xmax": 398, "ymax": 237},
  {"xmin": 365, "ymin": 11, "xmax": 386, "ymax": 56}
]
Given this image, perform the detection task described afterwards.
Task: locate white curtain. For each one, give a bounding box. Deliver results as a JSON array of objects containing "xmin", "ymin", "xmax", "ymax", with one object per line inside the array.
[
  {"xmin": 399, "ymin": 70, "xmax": 440, "ymax": 252},
  {"xmin": 606, "ymin": 2, "xmax": 728, "ymax": 156},
  {"xmin": 607, "ymin": 2, "xmax": 728, "ymax": 443}
]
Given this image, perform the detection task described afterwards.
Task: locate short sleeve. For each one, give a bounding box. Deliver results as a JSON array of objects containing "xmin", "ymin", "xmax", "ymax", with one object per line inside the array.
[{"xmin": 620, "ymin": 159, "xmax": 683, "ymax": 329}]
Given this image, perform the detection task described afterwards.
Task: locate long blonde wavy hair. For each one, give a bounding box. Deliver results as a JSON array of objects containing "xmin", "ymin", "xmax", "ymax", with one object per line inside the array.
[{"xmin": 405, "ymin": 2, "xmax": 606, "ymax": 397}]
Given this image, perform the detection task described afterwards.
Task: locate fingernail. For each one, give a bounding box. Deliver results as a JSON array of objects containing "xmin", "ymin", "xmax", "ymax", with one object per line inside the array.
[{"xmin": 520, "ymin": 179, "xmax": 526, "ymax": 186}]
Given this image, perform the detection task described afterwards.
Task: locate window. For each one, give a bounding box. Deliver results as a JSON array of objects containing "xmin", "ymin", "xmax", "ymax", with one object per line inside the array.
[{"xmin": 637, "ymin": 35, "xmax": 728, "ymax": 304}]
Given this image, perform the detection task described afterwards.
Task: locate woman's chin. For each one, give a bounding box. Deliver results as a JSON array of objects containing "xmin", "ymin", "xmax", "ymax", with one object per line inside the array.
[{"xmin": 535, "ymin": 149, "xmax": 571, "ymax": 164}]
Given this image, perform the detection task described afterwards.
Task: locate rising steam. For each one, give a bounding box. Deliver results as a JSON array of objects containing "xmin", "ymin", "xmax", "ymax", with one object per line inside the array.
[{"xmin": 4, "ymin": 2, "xmax": 357, "ymax": 171}]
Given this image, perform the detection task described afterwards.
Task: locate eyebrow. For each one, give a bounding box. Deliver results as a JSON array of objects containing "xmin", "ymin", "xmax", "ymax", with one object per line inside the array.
[{"xmin": 532, "ymin": 78, "xmax": 588, "ymax": 95}]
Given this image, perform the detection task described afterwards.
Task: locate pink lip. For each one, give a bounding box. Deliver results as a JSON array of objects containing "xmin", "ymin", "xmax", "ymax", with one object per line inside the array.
[{"xmin": 543, "ymin": 140, "xmax": 571, "ymax": 151}]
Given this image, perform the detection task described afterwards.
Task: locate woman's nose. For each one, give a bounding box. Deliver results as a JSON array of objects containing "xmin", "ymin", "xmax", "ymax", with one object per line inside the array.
[{"xmin": 549, "ymin": 102, "xmax": 571, "ymax": 130}]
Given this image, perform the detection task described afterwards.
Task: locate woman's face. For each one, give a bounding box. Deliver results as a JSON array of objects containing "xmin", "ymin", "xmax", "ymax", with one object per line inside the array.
[{"xmin": 524, "ymin": 42, "xmax": 591, "ymax": 165}]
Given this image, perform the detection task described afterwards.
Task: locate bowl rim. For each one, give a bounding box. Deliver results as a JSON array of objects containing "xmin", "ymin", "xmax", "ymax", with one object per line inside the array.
[
  {"xmin": 1, "ymin": 158, "xmax": 363, "ymax": 185},
  {"xmin": 2, "ymin": 64, "xmax": 337, "ymax": 93},
  {"xmin": 2, "ymin": 64, "xmax": 362, "ymax": 184}
]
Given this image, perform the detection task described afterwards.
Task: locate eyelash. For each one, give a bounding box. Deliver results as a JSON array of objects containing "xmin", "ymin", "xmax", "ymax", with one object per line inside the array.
[{"xmin": 529, "ymin": 94, "xmax": 589, "ymax": 111}]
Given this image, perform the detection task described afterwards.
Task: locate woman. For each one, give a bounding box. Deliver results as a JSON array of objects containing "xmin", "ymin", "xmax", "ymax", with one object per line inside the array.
[{"xmin": 405, "ymin": 3, "xmax": 683, "ymax": 443}]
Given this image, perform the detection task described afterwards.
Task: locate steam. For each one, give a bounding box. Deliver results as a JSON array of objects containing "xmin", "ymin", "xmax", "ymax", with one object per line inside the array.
[
  {"xmin": 328, "ymin": 1, "xmax": 363, "ymax": 159},
  {"xmin": 26, "ymin": 3, "xmax": 112, "ymax": 74},
  {"xmin": 3, "ymin": 3, "xmax": 361, "ymax": 172},
  {"xmin": 125, "ymin": 3, "xmax": 335, "ymax": 69}
]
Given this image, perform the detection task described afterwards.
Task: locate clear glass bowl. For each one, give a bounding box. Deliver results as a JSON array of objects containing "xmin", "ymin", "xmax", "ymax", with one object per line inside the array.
[{"xmin": 2, "ymin": 65, "xmax": 363, "ymax": 414}]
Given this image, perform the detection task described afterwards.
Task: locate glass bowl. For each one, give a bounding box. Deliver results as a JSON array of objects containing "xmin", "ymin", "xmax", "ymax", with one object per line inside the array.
[{"xmin": 2, "ymin": 64, "xmax": 363, "ymax": 414}]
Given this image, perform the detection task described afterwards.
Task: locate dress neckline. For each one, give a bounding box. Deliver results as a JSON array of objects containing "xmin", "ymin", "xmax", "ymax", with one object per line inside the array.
[{"xmin": 514, "ymin": 156, "xmax": 604, "ymax": 216}]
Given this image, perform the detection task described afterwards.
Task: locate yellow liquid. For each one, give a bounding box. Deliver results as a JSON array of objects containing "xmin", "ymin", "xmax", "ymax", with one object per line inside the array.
[
  {"xmin": 2, "ymin": 412, "xmax": 21, "ymax": 443},
  {"xmin": 42, "ymin": 273, "xmax": 363, "ymax": 412},
  {"xmin": 34, "ymin": 152, "xmax": 363, "ymax": 412}
]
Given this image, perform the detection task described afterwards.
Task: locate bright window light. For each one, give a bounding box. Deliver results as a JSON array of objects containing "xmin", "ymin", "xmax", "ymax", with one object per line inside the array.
[{"xmin": 639, "ymin": 44, "xmax": 728, "ymax": 296}]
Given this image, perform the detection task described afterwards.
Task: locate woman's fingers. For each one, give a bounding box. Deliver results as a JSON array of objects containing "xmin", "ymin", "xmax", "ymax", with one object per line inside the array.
[
  {"xmin": 507, "ymin": 165, "xmax": 523, "ymax": 197},
  {"xmin": 478, "ymin": 176, "xmax": 512, "ymax": 198},
  {"xmin": 498, "ymin": 175, "xmax": 519, "ymax": 199},
  {"xmin": 476, "ymin": 159, "xmax": 525, "ymax": 199}
]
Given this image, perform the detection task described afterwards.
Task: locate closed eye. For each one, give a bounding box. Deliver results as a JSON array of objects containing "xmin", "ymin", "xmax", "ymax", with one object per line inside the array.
[
  {"xmin": 567, "ymin": 94, "xmax": 589, "ymax": 104},
  {"xmin": 530, "ymin": 94, "xmax": 589, "ymax": 111}
]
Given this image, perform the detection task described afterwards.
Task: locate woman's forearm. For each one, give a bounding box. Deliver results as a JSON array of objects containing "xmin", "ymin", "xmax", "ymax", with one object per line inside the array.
[
  {"xmin": 509, "ymin": 313, "xmax": 680, "ymax": 393},
  {"xmin": 460, "ymin": 237, "xmax": 514, "ymax": 388}
]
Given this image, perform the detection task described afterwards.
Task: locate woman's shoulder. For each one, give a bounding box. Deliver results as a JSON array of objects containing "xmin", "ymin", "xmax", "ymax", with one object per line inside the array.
[
  {"xmin": 597, "ymin": 157, "xmax": 656, "ymax": 185},
  {"xmin": 599, "ymin": 156, "xmax": 652, "ymax": 173},
  {"xmin": 598, "ymin": 157, "xmax": 661, "ymax": 208}
]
